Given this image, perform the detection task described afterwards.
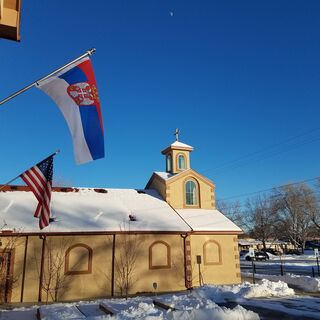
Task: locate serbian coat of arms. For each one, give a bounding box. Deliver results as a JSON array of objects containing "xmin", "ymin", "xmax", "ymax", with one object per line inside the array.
[{"xmin": 67, "ymin": 82, "xmax": 99, "ymax": 106}]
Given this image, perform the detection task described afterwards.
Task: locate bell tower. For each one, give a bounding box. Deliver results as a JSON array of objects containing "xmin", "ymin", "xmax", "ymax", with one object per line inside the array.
[{"xmin": 161, "ymin": 129, "xmax": 194, "ymax": 174}]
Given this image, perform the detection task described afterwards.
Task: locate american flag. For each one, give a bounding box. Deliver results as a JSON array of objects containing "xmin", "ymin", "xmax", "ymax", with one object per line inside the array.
[{"xmin": 20, "ymin": 156, "xmax": 53, "ymax": 229}]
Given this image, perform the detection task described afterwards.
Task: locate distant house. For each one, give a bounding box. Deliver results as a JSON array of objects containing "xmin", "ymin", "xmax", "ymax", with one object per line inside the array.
[
  {"xmin": 0, "ymin": 140, "xmax": 242, "ymax": 303},
  {"xmin": 238, "ymin": 238, "xmax": 294, "ymax": 253}
]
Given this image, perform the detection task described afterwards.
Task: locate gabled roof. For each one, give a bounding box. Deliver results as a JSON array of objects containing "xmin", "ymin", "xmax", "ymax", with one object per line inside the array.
[
  {"xmin": 0, "ymin": 186, "xmax": 241, "ymax": 234},
  {"xmin": 0, "ymin": 188, "xmax": 191, "ymax": 233},
  {"xmin": 153, "ymin": 171, "xmax": 175, "ymax": 180},
  {"xmin": 146, "ymin": 169, "xmax": 214, "ymax": 189},
  {"xmin": 170, "ymin": 141, "xmax": 193, "ymax": 149},
  {"xmin": 176, "ymin": 209, "xmax": 242, "ymax": 233},
  {"xmin": 161, "ymin": 141, "xmax": 194, "ymax": 154}
]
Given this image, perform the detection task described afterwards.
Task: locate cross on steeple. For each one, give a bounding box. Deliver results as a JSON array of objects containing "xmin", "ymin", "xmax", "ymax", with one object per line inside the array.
[{"xmin": 174, "ymin": 128, "xmax": 180, "ymax": 141}]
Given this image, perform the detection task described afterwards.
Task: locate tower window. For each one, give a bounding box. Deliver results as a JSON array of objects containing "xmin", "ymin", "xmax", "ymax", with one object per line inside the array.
[
  {"xmin": 166, "ymin": 155, "xmax": 172, "ymax": 172},
  {"xmin": 177, "ymin": 154, "xmax": 186, "ymax": 170},
  {"xmin": 185, "ymin": 180, "xmax": 198, "ymax": 206}
]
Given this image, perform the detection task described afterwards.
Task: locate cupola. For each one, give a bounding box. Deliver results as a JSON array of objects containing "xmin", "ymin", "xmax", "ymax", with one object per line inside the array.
[{"xmin": 161, "ymin": 129, "xmax": 193, "ymax": 174}]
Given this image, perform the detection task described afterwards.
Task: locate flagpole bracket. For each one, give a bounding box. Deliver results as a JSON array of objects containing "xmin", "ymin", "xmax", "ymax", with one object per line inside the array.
[{"xmin": 88, "ymin": 48, "xmax": 96, "ymax": 56}]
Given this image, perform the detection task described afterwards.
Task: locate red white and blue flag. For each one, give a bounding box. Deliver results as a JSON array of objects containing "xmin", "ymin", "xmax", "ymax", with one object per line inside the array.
[
  {"xmin": 20, "ymin": 156, "xmax": 53, "ymax": 229},
  {"xmin": 37, "ymin": 57, "xmax": 104, "ymax": 164}
]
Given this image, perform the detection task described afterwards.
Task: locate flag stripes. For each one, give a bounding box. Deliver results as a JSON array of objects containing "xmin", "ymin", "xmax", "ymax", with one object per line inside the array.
[{"xmin": 20, "ymin": 156, "xmax": 53, "ymax": 229}]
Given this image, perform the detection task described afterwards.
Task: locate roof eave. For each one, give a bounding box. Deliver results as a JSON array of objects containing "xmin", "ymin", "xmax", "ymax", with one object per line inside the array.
[{"xmin": 161, "ymin": 145, "xmax": 194, "ymax": 154}]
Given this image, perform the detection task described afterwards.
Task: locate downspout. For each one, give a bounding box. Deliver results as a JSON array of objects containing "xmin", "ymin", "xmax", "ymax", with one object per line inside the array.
[
  {"xmin": 180, "ymin": 234, "xmax": 188, "ymax": 289},
  {"xmin": 20, "ymin": 235, "xmax": 28, "ymax": 302},
  {"xmin": 180, "ymin": 233, "xmax": 192, "ymax": 289},
  {"xmin": 111, "ymin": 234, "xmax": 116, "ymax": 297},
  {"xmin": 38, "ymin": 235, "xmax": 46, "ymax": 302}
]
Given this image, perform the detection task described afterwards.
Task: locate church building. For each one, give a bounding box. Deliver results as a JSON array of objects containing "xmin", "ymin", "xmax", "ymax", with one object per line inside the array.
[{"xmin": 0, "ymin": 138, "xmax": 242, "ymax": 303}]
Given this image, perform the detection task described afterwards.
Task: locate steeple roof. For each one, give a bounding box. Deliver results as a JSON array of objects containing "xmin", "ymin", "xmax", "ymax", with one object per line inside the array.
[{"xmin": 161, "ymin": 141, "xmax": 194, "ymax": 154}]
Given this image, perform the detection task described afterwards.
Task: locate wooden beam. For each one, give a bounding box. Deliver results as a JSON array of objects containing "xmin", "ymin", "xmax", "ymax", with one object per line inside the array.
[
  {"xmin": 20, "ymin": 235, "xmax": 28, "ymax": 302},
  {"xmin": 153, "ymin": 299, "xmax": 177, "ymax": 311},
  {"xmin": 38, "ymin": 235, "xmax": 46, "ymax": 302},
  {"xmin": 111, "ymin": 234, "xmax": 116, "ymax": 297},
  {"xmin": 0, "ymin": 0, "xmax": 3, "ymax": 19},
  {"xmin": 0, "ymin": 0, "xmax": 21, "ymax": 41},
  {"xmin": 99, "ymin": 303, "xmax": 114, "ymax": 316}
]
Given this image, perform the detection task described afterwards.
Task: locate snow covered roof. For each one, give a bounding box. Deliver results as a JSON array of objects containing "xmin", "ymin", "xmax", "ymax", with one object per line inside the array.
[
  {"xmin": 0, "ymin": 187, "xmax": 242, "ymax": 234},
  {"xmin": 154, "ymin": 171, "xmax": 175, "ymax": 180},
  {"xmin": 0, "ymin": 188, "xmax": 191, "ymax": 233},
  {"xmin": 176, "ymin": 209, "xmax": 242, "ymax": 233},
  {"xmin": 161, "ymin": 141, "xmax": 194, "ymax": 154},
  {"xmin": 170, "ymin": 141, "xmax": 193, "ymax": 149}
]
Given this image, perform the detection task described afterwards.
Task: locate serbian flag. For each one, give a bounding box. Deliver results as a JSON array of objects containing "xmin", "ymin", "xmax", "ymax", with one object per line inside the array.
[{"xmin": 37, "ymin": 57, "xmax": 104, "ymax": 164}]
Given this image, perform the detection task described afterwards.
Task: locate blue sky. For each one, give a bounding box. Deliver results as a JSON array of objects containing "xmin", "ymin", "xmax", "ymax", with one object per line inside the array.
[{"xmin": 1, "ymin": 0, "xmax": 320, "ymax": 202}]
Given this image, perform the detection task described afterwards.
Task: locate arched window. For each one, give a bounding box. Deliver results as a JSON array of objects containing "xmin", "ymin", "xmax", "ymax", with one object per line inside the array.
[
  {"xmin": 177, "ymin": 154, "xmax": 186, "ymax": 170},
  {"xmin": 65, "ymin": 244, "xmax": 93, "ymax": 275},
  {"xmin": 185, "ymin": 180, "xmax": 198, "ymax": 206},
  {"xmin": 203, "ymin": 240, "xmax": 222, "ymax": 265},
  {"xmin": 149, "ymin": 241, "xmax": 171, "ymax": 269},
  {"xmin": 166, "ymin": 155, "xmax": 172, "ymax": 172}
]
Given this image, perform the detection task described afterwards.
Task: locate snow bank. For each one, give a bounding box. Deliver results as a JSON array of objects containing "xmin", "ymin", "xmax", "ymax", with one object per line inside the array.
[
  {"xmin": 243, "ymin": 272, "xmax": 320, "ymax": 292},
  {"xmin": 166, "ymin": 305, "xmax": 259, "ymax": 320},
  {"xmin": 113, "ymin": 301, "xmax": 162, "ymax": 319},
  {"xmin": 154, "ymin": 292, "xmax": 259, "ymax": 320},
  {"xmin": 105, "ymin": 298, "xmax": 259, "ymax": 320},
  {"xmin": 196, "ymin": 279, "xmax": 294, "ymax": 303}
]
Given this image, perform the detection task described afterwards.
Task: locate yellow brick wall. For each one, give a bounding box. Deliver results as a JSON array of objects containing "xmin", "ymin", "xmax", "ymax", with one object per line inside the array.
[
  {"xmin": 167, "ymin": 173, "xmax": 214, "ymax": 209},
  {"xmin": 190, "ymin": 234, "xmax": 241, "ymax": 286}
]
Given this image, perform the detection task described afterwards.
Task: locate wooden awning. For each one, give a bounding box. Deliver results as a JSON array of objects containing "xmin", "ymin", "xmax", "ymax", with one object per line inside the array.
[{"xmin": 0, "ymin": 0, "xmax": 21, "ymax": 41}]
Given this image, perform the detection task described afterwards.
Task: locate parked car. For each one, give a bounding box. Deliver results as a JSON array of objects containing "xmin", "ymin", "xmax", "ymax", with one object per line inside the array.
[
  {"xmin": 264, "ymin": 248, "xmax": 281, "ymax": 256},
  {"xmin": 245, "ymin": 251, "xmax": 269, "ymax": 261},
  {"xmin": 240, "ymin": 249, "xmax": 249, "ymax": 257},
  {"xmin": 285, "ymin": 249, "xmax": 302, "ymax": 255}
]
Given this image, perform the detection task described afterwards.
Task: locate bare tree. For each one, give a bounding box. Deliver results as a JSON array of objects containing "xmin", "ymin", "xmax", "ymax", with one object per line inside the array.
[
  {"xmin": 0, "ymin": 234, "xmax": 21, "ymax": 303},
  {"xmin": 216, "ymin": 200, "xmax": 248, "ymax": 232},
  {"xmin": 35, "ymin": 237, "xmax": 70, "ymax": 303},
  {"xmin": 273, "ymin": 183, "xmax": 317, "ymax": 252},
  {"xmin": 114, "ymin": 222, "xmax": 143, "ymax": 298},
  {"xmin": 245, "ymin": 194, "xmax": 279, "ymax": 251},
  {"xmin": 310, "ymin": 178, "xmax": 320, "ymax": 230}
]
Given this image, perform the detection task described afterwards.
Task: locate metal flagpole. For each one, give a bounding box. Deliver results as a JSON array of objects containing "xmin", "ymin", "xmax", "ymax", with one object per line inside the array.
[
  {"xmin": 0, "ymin": 150, "xmax": 60, "ymax": 191},
  {"xmin": 0, "ymin": 48, "xmax": 96, "ymax": 106}
]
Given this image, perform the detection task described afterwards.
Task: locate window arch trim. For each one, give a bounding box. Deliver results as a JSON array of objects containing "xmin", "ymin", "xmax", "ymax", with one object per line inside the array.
[
  {"xmin": 176, "ymin": 153, "xmax": 187, "ymax": 171},
  {"xmin": 149, "ymin": 240, "xmax": 171, "ymax": 269},
  {"xmin": 183, "ymin": 177, "xmax": 200, "ymax": 208},
  {"xmin": 65, "ymin": 243, "xmax": 93, "ymax": 275},
  {"xmin": 203, "ymin": 240, "xmax": 222, "ymax": 265},
  {"xmin": 166, "ymin": 154, "xmax": 172, "ymax": 172}
]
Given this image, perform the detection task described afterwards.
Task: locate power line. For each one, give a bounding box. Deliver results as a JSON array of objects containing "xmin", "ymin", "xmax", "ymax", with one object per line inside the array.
[
  {"xmin": 200, "ymin": 127, "xmax": 320, "ymax": 176},
  {"xmin": 216, "ymin": 176, "xmax": 320, "ymax": 202},
  {"xmin": 213, "ymin": 136, "xmax": 320, "ymax": 175}
]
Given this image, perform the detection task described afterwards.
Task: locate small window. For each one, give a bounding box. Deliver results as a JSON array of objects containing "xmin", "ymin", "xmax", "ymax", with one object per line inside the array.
[
  {"xmin": 166, "ymin": 155, "xmax": 172, "ymax": 172},
  {"xmin": 178, "ymin": 154, "xmax": 186, "ymax": 170},
  {"xmin": 185, "ymin": 180, "xmax": 198, "ymax": 206},
  {"xmin": 65, "ymin": 244, "xmax": 93, "ymax": 275},
  {"xmin": 203, "ymin": 240, "xmax": 222, "ymax": 265},
  {"xmin": 149, "ymin": 241, "xmax": 171, "ymax": 269}
]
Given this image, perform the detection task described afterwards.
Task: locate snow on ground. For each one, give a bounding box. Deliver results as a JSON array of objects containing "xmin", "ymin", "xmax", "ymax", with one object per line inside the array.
[
  {"xmin": 243, "ymin": 272, "xmax": 320, "ymax": 292},
  {"xmin": 240, "ymin": 250, "xmax": 317, "ymax": 262},
  {"xmin": 268, "ymin": 250, "xmax": 319, "ymax": 262},
  {"xmin": 2, "ymin": 278, "xmax": 320, "ymax": 319},
  {"xmin": 152, "ymin": 291, "xmax": 258, "ymax": 320},
  {"xmin": 238, "ymin": 296, "xmax": 320, "ymax": 320},
  {"xmin": 0, "ymin": 279, "xmax": 300, "ymax": 320},
  {"xmin": 195, "ymin": 279, "xmax": 294, "ymax": 303}
]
